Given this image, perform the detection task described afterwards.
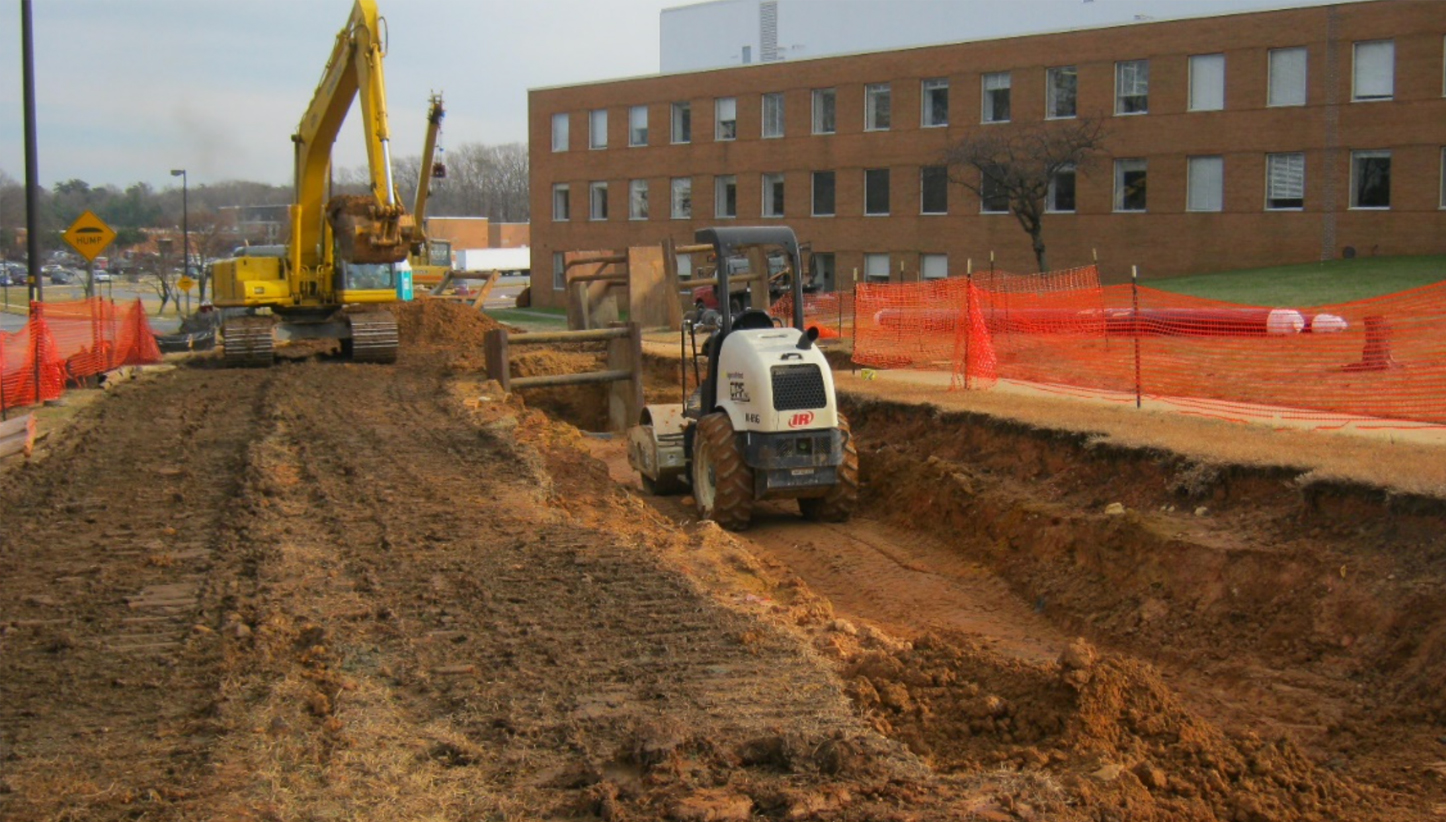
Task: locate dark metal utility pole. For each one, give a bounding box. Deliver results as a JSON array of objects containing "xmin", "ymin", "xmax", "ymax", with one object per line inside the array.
[
  {"xmin": 171, "ymin": 169, "xmax": 188, "ymax": 314},
  {"xmin": 21, "ymin": 0, "xmax": 43, "ymax": 307}
]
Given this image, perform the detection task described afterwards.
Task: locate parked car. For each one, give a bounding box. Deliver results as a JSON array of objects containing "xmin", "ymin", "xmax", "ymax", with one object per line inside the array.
[{"xmin": 93, "ymin": 271, "xmax": 114, "ymax": 283}]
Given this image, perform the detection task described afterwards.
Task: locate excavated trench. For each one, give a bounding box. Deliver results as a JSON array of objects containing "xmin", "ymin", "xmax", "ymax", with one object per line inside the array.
[{"xmin": 518, "ymin": 343, "xmax": 1446, "ymax": 818}]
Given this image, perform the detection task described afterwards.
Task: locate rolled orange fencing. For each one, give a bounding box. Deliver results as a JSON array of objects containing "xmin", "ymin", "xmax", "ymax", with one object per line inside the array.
[{"xmin": 0, "ymin": 299, "xmax": 162, "ymax": 413}]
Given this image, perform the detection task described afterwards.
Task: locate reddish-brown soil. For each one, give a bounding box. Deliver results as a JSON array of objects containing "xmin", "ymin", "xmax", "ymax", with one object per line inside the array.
[{"xmin": 1, "ymin": 304, "xmax": 1444, "ymax": 820}]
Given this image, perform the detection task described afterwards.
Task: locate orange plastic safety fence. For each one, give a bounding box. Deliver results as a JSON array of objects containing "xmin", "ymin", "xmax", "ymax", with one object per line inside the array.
[
  {"xmin": 853, "ymin": 266, "xmax": 1103, "ymax": 370},
  {"xmin": 769, "ymin": 291, "xmax": 853, "ymax": 339},
  {"xmin": 846, "ymin": 266, "xmax": 1446, "ymax": 426},
  {"xmin": 0, "ymin": 299, "xmax": 161, "ymax": 413}
]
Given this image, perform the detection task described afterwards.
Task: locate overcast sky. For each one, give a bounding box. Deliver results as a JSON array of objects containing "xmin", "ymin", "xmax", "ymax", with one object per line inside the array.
[
  {"xmin": 0, "ymin": 0, "xmax": 673, "ymax": 192},
  {"xmin": 2, "ymin": 0, "xmax": 1345, "ymax": 194}
]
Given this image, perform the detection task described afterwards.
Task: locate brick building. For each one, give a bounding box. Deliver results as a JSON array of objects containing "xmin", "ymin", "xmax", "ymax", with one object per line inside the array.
[{"xmin": 529, "ymin": 0, "xmax": 1446, "ymax": 308}]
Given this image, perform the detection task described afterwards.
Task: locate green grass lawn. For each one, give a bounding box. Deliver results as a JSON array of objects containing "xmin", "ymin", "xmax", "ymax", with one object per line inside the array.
[
  {"xmin": 1151, "ymin": 255, "xmax": 1446, "ymax": 307},
  {"xmin": 485, "ymin": 306, "xmax": 569, "ymax": 332}
]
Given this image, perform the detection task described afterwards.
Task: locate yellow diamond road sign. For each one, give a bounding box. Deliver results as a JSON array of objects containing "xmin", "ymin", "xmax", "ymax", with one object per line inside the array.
[
  {"xmin": 63, "ymin": 210, "xmax": 117, "ymax": 262},
  {"xmin": 177, "ymin": 276, "xmax": 195, "ymax": 293}
]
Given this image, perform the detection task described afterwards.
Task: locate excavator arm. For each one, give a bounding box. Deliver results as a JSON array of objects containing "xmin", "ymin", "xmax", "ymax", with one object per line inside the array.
[{"xmin": 291, "ymin": 0, "xmax": 415, "ymax": 280}]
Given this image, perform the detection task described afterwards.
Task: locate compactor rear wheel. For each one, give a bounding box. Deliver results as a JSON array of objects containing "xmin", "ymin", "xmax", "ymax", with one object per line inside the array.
[
  {"xmin": 693, "ymin": 412, "xmax": 753, "ymax": 531},
  {"xmin": 798, "ymin": 413, "xmax": 859, "ymax": 523},
  {"xmin": 221, "ymin": 315, "xmax": 275, "ymax": 367}
]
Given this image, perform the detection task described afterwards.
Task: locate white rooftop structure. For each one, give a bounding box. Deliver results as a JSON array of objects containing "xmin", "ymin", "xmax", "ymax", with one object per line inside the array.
[{"xmin": 661, "ymin": 0, "xmax": 1365, "ymax": 73}]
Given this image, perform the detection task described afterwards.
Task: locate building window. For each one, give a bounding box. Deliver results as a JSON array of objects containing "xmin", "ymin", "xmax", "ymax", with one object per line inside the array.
[
  {"xmin": 1114, "ymin": 158, "xmax": 1147, "ymax": 211},
  {"xmin": 589, "ymin": 109, "xmax": 607, "ymax": 149},
  {"xmin": 920, "ymin": 166, "xmax": 948, "ymax": 214},
  {"xmin": 982, "ymin": 72, "xmax": 1011, "ymax": 123},
  {"xmin": 921, "ymin": 254, "xmax": 949, "ymax": 280},
  {"xmin": 865, "ymin": 83, "xmax": 891, "ymax": 131},
  {"xmin": 1268, "ymin": 47, "xmax": 1307, "ymax": 107},
  {"xmin": 1440, "ymin": 148, "xmax": 1446, "ymax": 208},
  {"xmin": 671, "ymin": 177, "xmax": 692, "ymax": 218},
  {"xmin": 1265, "ymin": 152, "xmax": 1304, "ymax": 210},
  {"xmin": 980, "ymin": 168, "xmax": 1009, "ymax": 213},
  {"xmin": 1046, "ymin": 66, "xmax": 1077, "ymax": 119},
  {"xmin": 552, "ymin": 183, "xmax": 570, "ymax": 221},
  {"xmin": 864, "ymin": 168, "xmax": 890, "ymax": 216},
  {"xmin": 812, "ymin": 171, "xmax": 836, "ymax": 217},
  {"xmin": 1116, "ymin": 60, "xmax": 1149, "ymax": 115},
  {"xmin": 812, "ymin": 88, "xmax": 836, "ymax": 134},
  {"xmin": 762, "ymin": 173, "xmax": 785, "ymax": 217},
  {"xmin": 629, "ymin": 179, "xmax": 649, "ymax": 220},
  {"xmin": 1048, "ymin": 165, "xmax": 1076, "ymax": 212},
  {"xmin": 1350, "ymin": 150, "xmax": 1391, "ymax": 209},
  {"xmin": 671, "ymin": 101, "xmax": 692, "ymax": 143},
  {"xmin": 1353, "ymin": 40, "xmax": 1394, "ymax": 101},
  {"xmin": 589, "ymin": 181, "xmax": 608, "ymax": 220},
  {"xmin": 715, "ymin": 97, "xmax": 737, "ymax": 140},
  {"xmin": 864, "ymin": 253, "xmax": 890, "ymax": 283},
  {"xmin": 552, "ymin": 252, "xmax": 566, "ymax": 290},
  {"xmin": 715, "ymin": 175, "xmax": 737, "ymax": 218},
  {"xmin": 629, "ymin": 105, "xmax": 648, "ymax": 146},
  {"xmin": 1187, "ymin": 156, "xmax": 1224, "ymax": 212},
  {"xmin": 762, "ymin": 92, "xmax": 785, "ymax": 138},
  {"xmin": 1189, "ymin": 54, "xmax": 1225, "ymax": 112},
  {"xmin": 921, "ymin": 78, "xmax": 948, "ymax": 127},
  {"xmin": 551, "ymin": 113, "xmax": 569, "ymax": 152}
]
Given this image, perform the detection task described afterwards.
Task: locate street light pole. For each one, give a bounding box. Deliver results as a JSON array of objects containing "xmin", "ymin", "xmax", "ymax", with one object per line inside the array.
[{"xmin": 170, "ymin": 169, "xmax": 188, "ymax": 315}]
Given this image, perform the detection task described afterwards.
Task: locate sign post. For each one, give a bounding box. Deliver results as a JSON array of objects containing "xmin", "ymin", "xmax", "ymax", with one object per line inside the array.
[
  {"xmin": 65, "ymin": 211, "xmax": 118, "ymax": 302},
  {"xmin": 63, "ymin": 210, "xmax": 117, "ymax": 266},
  {"xmin": 177, "ymin": 274, "xmax": 195, "ymax": 315}
]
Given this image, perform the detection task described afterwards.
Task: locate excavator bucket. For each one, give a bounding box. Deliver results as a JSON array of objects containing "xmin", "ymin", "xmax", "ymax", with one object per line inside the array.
[{"xmin": 327, "ymin": 195, "xmax": 414, "ymax": 265}]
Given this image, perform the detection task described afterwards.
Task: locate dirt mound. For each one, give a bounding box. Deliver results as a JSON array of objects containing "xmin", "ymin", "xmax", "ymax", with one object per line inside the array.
[
  {"xmin": 842, "ymin": 633, "xmax": 1390, "ymax": 821},
  {"xmin": 392, "ymin": 298, "xmax": 504, "ymax": 350}
]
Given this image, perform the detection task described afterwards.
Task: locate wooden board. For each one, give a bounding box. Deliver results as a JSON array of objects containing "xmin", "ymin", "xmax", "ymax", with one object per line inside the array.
[
  {"xmin": 0, "ymin": 413, "xmax": 36, "ymax": 459},
  {"xmin": 627, "ymin": 245, "xmax": 681, "ymax": 331}
]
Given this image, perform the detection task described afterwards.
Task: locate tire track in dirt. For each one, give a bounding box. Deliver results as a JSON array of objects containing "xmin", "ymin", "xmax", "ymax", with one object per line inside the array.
[
  {"xmin": 197, "ymin": 351, "xmax": 929, "ymax": 819},
  {"xmin": 586, "ymin": 438, "xmax": 1067, "ymax": 667},
  {"xmin": 0, "ymin": 364, "xmax": 272, "ymax": 818}
]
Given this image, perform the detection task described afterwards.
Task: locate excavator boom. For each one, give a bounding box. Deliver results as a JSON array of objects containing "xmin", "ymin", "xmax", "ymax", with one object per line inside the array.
[{"xmin": 293, "ymin": 0, "xmax": 415, "ymax": 274}]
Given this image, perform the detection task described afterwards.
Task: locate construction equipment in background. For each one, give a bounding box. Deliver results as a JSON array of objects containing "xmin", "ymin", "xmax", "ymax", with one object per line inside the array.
[
  {"xmin": 627, "ymin": 226, "xmax": 858, "ymax": 531},
  {"xmin": 409, "ymin": 93, "xmax": 454, "ymax": 290},
  {"xmin": 210, "ymin": 0, "xmax": 418, "ymax": 366}
]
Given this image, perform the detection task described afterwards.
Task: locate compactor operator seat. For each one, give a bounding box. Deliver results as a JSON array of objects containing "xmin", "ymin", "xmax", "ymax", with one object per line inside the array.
[{"xmin": 732, "ymin": 308, "xmax": 775, "ymax": 330}]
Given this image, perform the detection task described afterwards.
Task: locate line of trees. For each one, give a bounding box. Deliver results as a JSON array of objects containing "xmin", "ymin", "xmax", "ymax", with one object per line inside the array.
[{"xmin": 0, "ymin": 139, "xmax": 530, "ymax": 271}]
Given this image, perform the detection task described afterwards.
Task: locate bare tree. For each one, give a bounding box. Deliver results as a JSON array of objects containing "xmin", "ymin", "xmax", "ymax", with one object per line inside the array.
[{"xmin": 943, "ymin": 118, "xmax": 1106, "ymax": 272}]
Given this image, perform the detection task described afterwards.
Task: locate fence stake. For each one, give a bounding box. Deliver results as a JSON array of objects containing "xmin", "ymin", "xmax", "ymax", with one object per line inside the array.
[
  {"xmin": 850, "ymin": 268, "xmax": 858, "ymax": 375},
  {"xmin": 1132, "ymin": 265, "xmax": 1142, "ymax": 409},
  {"xmin": 1, "ymin": 336, "xmax": 7, "ymax": 421},
  {"xmin": 964, "ymin": 271, "xmax": 973, "ymax": 391}
]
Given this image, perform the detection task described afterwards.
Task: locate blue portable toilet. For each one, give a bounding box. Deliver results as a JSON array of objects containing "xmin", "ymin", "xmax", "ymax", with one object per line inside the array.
[{"xmin": 396, "ymin": 259, "xmax": 414, "ymax": 301}]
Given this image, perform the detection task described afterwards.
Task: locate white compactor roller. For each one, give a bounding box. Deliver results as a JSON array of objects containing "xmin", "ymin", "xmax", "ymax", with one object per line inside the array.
[{"xmin": 627, "ymin": 226, "xmax": 858, "ymax": 531}]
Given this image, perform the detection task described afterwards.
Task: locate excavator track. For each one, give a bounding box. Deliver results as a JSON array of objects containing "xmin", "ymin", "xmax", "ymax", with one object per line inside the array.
[
  {"xmin": 221, "ymin": 315, "xmax": 275, "ymax": 368},
  {"xmin": 345, "ymin": 311, "xmax": 399, "ymax": 364}
]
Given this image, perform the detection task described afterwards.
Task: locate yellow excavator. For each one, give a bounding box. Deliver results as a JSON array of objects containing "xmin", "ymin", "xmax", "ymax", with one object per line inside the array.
[
  {"xmin": 408, "ymin": 93, "xmax": 454, "ymax": 289},
  {"xmin": 211, "ymin": 0, "xmax": 417, "ymax": 365}
]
